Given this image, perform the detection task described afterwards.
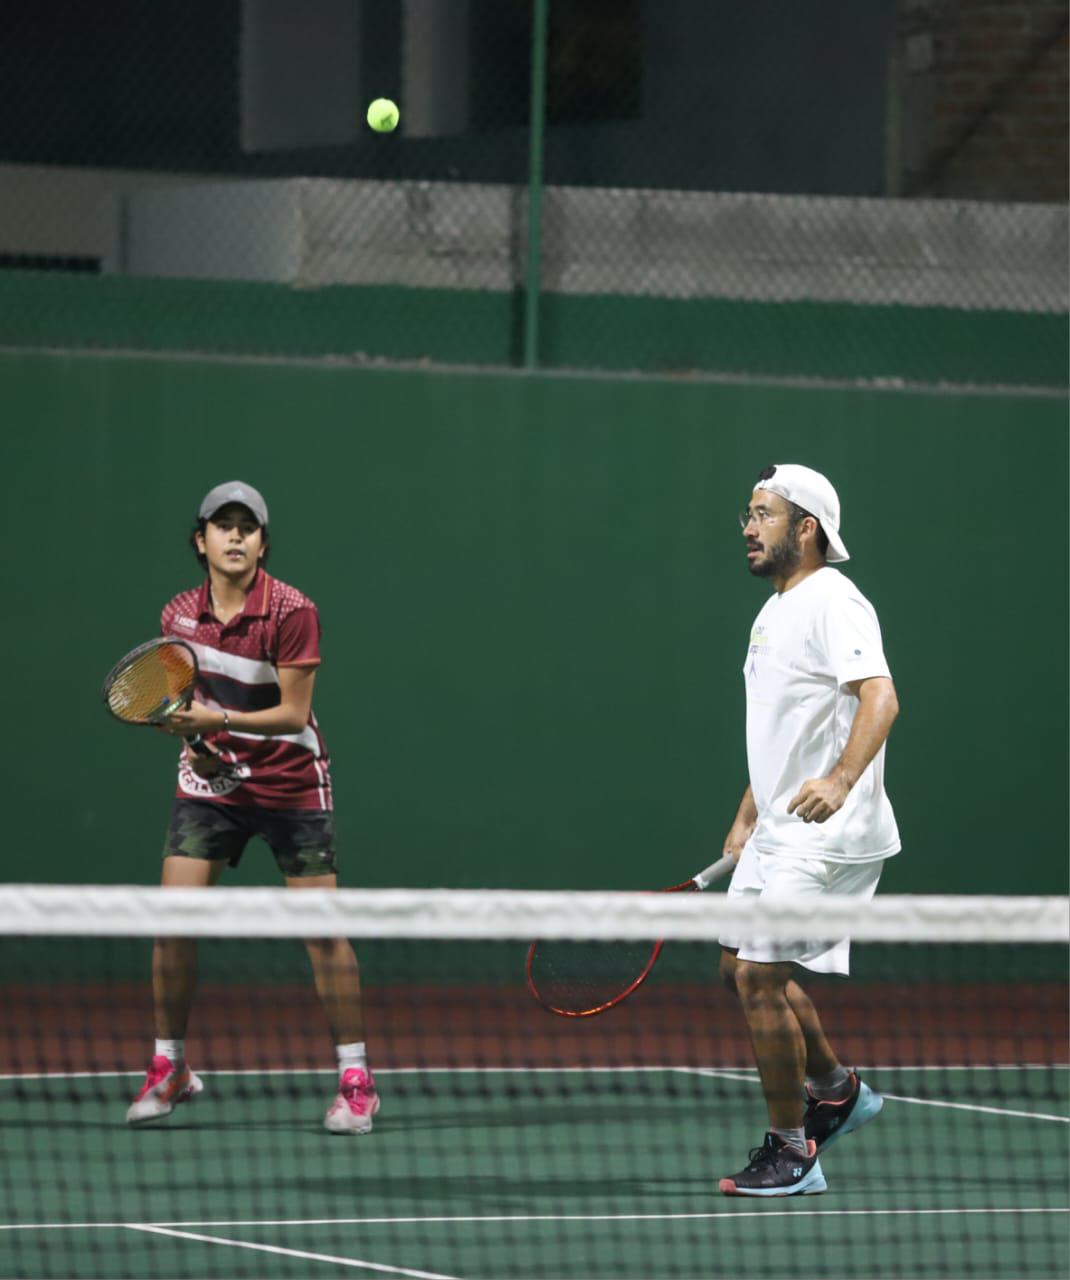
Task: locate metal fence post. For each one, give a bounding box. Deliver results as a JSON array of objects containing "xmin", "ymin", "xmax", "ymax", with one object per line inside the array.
[{"xmin": 523, "ymin": 0, "xmax": 549, "ymax": 371}]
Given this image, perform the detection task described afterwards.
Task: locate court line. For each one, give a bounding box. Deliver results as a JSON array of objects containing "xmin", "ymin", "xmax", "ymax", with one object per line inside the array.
[
  {"xmin": 3, "ymin": 1207, "xmax": 1067, "ymax": 1232},
  {"xmin": 125, "ymin": 1225, "xmax": 459, "ymax": 1279},
  {"xmin": 690, "ymin": 1067, "xmax": 1070, "ymax": 1124},
  {"xmin": 880, "ymin": 1092, "xmax": 1069, "ymax": 1124},
  {"xmin": 2, "ymin": 1063, "xmax": 1065, "ymax": 1081},
  {"xmin": 3, "ymin": 1064, "xmax": 1065, "ymax": 1123}
]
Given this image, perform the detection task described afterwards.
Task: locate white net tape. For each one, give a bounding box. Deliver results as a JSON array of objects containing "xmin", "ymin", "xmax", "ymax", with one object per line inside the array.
[{"xmin": 0, "ymin": 885, "xmax": 1066, "ymax": 943}]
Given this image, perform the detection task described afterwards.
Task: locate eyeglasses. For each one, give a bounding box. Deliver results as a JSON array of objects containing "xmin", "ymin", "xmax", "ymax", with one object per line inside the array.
[{"xmin": 738, "ymin": 507, "xmax": 785, "ymax": 529}]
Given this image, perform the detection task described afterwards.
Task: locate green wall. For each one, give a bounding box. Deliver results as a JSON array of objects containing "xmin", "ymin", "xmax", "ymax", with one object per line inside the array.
[
  {"xmin": 1, "ymin": 350, "xmax": 1066, "ymax": 892},
  {"xmin": 1, "ymin": 271, "xmax": 1066, "ymax": 388}
]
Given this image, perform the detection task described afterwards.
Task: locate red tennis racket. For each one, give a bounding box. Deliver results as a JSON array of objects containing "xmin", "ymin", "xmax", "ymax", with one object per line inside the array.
[
  {"xmin": 525, "ymin": 854, "xmax": 735, "ymax": 1018},
  {"xmin": 102, "ymin": 637, "xmax": 237, "ymax": 778}
]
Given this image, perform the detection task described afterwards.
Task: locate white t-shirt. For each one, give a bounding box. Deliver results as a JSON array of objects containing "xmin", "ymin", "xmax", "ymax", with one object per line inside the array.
[{"xmin": 743, "ymin": 567, "xmax": 900, "ymax": 862}]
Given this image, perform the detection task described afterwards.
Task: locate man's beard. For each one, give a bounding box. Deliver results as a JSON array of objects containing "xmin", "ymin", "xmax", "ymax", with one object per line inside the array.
[{"xmin": 748, "ymin": 533, "xmax": 801, "ymax": 579}]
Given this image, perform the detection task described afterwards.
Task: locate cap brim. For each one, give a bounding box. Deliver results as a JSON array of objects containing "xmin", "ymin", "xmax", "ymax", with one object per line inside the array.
[{"xmin": 824, "ymin": 528, "xmax": 850, "ymax": 563}]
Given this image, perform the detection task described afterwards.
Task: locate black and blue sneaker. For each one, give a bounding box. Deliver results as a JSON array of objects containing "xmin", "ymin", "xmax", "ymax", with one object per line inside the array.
[
  {"xmin": 804, "ymin": 1072, "xmax": 884, "ymax": 1153},
  {"xmin": 718, "ymin": 1132, "xmax": 827, "ymax": 1197}
]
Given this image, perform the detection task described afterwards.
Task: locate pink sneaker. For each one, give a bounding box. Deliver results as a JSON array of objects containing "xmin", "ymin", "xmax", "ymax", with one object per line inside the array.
[
  {"xmin": 126, "ymin": 1055, "xmax": 204, "ymax": 1126},
  {"xmin": 324, "ymin": 1066, "xmax": 380, "ymax": 1135}
]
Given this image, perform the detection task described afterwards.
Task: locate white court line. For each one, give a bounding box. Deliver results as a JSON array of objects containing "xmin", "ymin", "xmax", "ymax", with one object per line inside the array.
[
  {"xmin": 881, "ymin": 1092, "xmax": 1069, "ymax": 1124},
  {"xmin": 690, "ymin": 1067, "xmax": 1070, "ymax": 1124},
  {"xmin": 2, "ymin": 1063, "xmax": 1066, "ymax": 1082},
  {"xmin": 3, "ymin": 1207, "xmax": 1067, "ymax": 1232},
  {"xmin": 125, "ymin": 1225, "xmax": 459, "ymax": 1280}
]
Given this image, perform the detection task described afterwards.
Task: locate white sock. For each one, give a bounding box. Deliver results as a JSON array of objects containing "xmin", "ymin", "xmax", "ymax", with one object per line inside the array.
[
  {"xmin": 336, "ymin": 1041, "xmax": 367, "ymax": 1075},
  {"xmin": 808, "ymin": 1065, "xmax": 853, "ymax": 1100},
  {"xmin": 155, "ymin": 1038, "xmax": 185, "ymax": 1065},
  {"xmin": 772, "ymin": 1126, "xmax": 808, "ymax": 1152}
]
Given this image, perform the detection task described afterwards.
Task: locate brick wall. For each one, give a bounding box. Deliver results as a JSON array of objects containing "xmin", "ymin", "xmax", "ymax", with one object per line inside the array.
[{"xmin": 899, "ymin": 0, "xmax": 1068, "ymax": 202}]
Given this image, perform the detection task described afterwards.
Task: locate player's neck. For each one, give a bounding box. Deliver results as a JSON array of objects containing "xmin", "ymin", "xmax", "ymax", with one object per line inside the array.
[
  {"xmin": 208, "ymin": 564, "xmax": 258, "ymax": 620},
  {"xmin": 773, "ymin": 559, "xmax": 824, "ymax": 595}
]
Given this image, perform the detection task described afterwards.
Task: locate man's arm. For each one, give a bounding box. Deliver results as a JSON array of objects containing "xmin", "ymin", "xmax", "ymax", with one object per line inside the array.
[
  {"xmin": 724, "ymin": 784, "xmax": 758, "ymax": 860},
  {"xmin": 788, "ymin": 676, "xmax": 899, "ymax": 824}
]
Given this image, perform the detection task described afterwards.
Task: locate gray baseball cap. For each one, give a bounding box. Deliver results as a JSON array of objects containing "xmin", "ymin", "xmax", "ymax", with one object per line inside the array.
[{"xmin": 198, "ymin": 481, "xmax": 269, "ymax": 527}]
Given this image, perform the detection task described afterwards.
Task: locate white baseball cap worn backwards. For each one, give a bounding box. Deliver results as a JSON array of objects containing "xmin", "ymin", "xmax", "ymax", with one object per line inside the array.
[{"xmin": 753, "ymin": 464, "xmax": 849, "ymax": 563}]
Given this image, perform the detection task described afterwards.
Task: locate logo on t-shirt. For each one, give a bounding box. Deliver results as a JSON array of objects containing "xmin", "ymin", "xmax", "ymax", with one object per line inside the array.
[
  {"xmin": 747, "ymin": 625, "xmax": 769, "ymax": 677},
  {"xmin": 173, "ymin": 616, "xmax": 198, "ymax": 632}
]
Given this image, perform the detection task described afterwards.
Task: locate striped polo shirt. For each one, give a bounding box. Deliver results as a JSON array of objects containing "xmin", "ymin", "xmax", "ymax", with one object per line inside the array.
[{"xmin": 160, "ymin": 570, "xmax": 333, "ymax": 811}]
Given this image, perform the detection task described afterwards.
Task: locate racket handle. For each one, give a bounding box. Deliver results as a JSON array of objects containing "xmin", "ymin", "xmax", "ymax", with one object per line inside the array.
[
  {"xmin": 185, "ymin": 733, "xmax": 239, "ymax": 780},
  {"xmin": 692, "ymin": 853, "xmax": 735, "ymax": 891}
]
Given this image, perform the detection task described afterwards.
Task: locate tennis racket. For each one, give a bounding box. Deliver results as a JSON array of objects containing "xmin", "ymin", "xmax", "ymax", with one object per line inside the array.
[
  {"xmin": 102, "ymin": 638, "xmax": 238, "ymax": 778},
  {"xmin": 525, "ymin": 854, "xmax": 735, "ymax": 1018}
]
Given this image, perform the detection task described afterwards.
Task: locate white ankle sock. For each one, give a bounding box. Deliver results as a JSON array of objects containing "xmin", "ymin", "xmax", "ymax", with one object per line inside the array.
[
  {"xmin": 808, "ymin": 1065, "xmax": 853, "ymax": 1100},
  {"xmin": 155, "ymin": 1039, "xmax": 185, "ymax": 1065},
  {"xmin": 772, "ymin": 1126, "xmax": 807, "ymax": 1152},
  {"xmin": 336, "ymin": 1041, "xmax": 367, "ymax": 1074}
]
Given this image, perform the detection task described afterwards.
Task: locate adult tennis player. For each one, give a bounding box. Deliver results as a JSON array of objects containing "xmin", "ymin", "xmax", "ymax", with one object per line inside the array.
[
  {"xmin": 718, "ymin": 464, "xmax": 900, "ymax": 1197},
  {"xmin": 125, "ymin": 481, "xmax": 377, "ymax": 1136}
]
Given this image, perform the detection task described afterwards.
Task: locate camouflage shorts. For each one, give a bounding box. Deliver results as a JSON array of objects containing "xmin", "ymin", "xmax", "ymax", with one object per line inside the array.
[{"xmin": 163, "ymin": 799, "xmax": 337, "ymax": 878}]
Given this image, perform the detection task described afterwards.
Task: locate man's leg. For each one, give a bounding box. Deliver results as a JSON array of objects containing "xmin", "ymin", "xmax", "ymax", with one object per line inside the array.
[
  {"xmin": 716, "ymin": 948, "xmax": 827, "ymax": 1196},
  {"xmin": 721, "ymin": 948, "xmax": 840, "ymax": 1088},
  {"xmin": 731, "ymin": 956, "xmax": 806, "ymax": 1131}
]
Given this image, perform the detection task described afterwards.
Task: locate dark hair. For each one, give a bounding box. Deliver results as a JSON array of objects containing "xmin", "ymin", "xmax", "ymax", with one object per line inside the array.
[
  {"xmin": 189, "ymin": 519, "xmax": 271, "ymax": 571},
  {"xmin": 786, "ymin": 501, "xmax": 829, "ymax": 557}
]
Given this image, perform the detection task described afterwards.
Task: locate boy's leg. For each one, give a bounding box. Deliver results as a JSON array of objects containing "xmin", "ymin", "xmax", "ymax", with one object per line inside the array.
[
  {"xmin": 287, "ymin": 873, "xmax": 365, "ymax": 1045},
  {"xmin": 287, "ymin": 873, "xmax": 379, "ymax": 1135},
  {"xmin": 154, "ymin": 855, "xmax": 227, "ymax": 1038},
  {"xmin": 127, "ymin": 854, "xmax": 225, "ymax": 1125}
]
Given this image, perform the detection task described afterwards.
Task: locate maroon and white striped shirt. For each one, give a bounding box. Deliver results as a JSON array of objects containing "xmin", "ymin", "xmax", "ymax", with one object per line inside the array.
[{"xmin": 161, "ymin": 570, "xmax": 332, "ymax": 811}]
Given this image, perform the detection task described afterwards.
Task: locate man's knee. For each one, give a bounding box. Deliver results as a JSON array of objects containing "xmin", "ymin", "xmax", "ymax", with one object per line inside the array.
[
  {"xmin": 719, "ymin": 948, "xmax": 739, "ymax": 994},
  {"xmin": 734, "ymin": 958, "xmax": 793, "ymax": 1005}
]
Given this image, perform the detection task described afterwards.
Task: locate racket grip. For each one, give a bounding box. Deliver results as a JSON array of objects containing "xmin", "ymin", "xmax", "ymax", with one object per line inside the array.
[
  {"xmin": 185, "ymin": 733, "xmax": 239, "ymax": 780},
  {"xmin": 692, "ymin": 853, "xmax": 735, "ymax": 890}
]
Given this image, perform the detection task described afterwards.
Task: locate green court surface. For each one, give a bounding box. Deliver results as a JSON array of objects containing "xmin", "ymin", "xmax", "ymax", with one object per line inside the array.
[{"xmin": 2, "ymin": 1066, "xmax": 1067, "ymax": 1280}]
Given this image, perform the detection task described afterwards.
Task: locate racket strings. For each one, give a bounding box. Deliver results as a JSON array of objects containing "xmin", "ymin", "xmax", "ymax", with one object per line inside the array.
[
  {"xmin": 105, "ymin": 645, "xmax": 195, "ymax": 723},
  {"xmin": 527, "ymin": 939, "xmax": 662, "ymax": 1016}
]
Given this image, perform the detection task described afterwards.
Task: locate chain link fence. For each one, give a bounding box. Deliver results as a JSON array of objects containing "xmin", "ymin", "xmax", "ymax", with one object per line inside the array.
[{"xmin": 0, "ymin": 0, "xmax": 1066, "ymax": 386}]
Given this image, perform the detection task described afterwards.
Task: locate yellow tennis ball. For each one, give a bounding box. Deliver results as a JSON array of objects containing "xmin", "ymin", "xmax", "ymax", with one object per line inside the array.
[{"xmin": 366, "ymin": 98, "xmax": 399, "ymax": 133}]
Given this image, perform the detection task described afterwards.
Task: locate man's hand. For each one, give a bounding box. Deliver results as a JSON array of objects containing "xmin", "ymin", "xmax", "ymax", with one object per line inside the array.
[
  {"xmin": 722, "ymin": 818, "xmax": 754, "ymax": 864},
  {"xmin": 788, "ymin": 773, "xmax": 851, "ymax": 824}
]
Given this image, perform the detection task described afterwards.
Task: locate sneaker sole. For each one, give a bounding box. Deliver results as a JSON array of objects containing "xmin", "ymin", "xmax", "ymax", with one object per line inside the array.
[
  {"xmin": 126, "ymin": 1074, "xmax": 203, "ymax": 1126},
  {"xmin": 719, "ymin": 1162, "xmax": 828, "ymax": 1197},
  {"xmin": 817, "ymin": 1084, "xmax": 884, "ymax": 1153},
  {"xmin": 324, "ymin": 1093, "xmax": 381, "ymax": 1136}
]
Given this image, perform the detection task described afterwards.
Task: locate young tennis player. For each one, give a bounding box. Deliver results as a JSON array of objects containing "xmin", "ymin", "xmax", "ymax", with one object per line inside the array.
[
  {"xmin": 717, "ymin": 464, "xmax": 899, "ymax": 1197},
  {"xmin": 125, "ymin": 481, "xmax": 378, "ymax": 1135}
]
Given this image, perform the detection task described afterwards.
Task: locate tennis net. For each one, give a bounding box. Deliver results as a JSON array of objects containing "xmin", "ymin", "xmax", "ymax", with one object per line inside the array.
[{"xmin": 1, "ymin": 886, "xmax": 1067, "ymax": 1280}]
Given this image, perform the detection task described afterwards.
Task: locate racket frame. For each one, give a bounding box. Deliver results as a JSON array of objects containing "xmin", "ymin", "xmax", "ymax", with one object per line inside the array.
[
  {"xmin": 524, "ymin": 854, "xmax": 735, "ymax": 1018},
  {"xmin": 102, "ymin": 637, "xmax": 238, "ymax": 777}
]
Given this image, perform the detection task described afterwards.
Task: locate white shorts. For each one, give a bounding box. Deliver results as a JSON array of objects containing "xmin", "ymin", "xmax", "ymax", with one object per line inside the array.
[{"xmin": 718, "ymin": 842, "xmax": 885, "ymax": 976}]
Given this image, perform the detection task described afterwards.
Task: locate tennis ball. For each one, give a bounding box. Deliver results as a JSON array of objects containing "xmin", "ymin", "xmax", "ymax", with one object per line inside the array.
[{"xmin": 366, "ymin": 98, "xmax": 400, "ymax": 133}]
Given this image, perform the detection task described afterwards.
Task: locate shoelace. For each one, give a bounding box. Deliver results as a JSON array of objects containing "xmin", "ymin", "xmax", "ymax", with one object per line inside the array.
[{"xmin": 744, "ymin": 1142, "xmax": 781, "ymax": 1172}]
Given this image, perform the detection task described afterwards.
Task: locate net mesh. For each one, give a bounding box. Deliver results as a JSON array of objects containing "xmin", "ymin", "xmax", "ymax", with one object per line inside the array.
[{"xmin": 1, "ymin": 887, "xmax": 1067, "ymax": 1280}]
